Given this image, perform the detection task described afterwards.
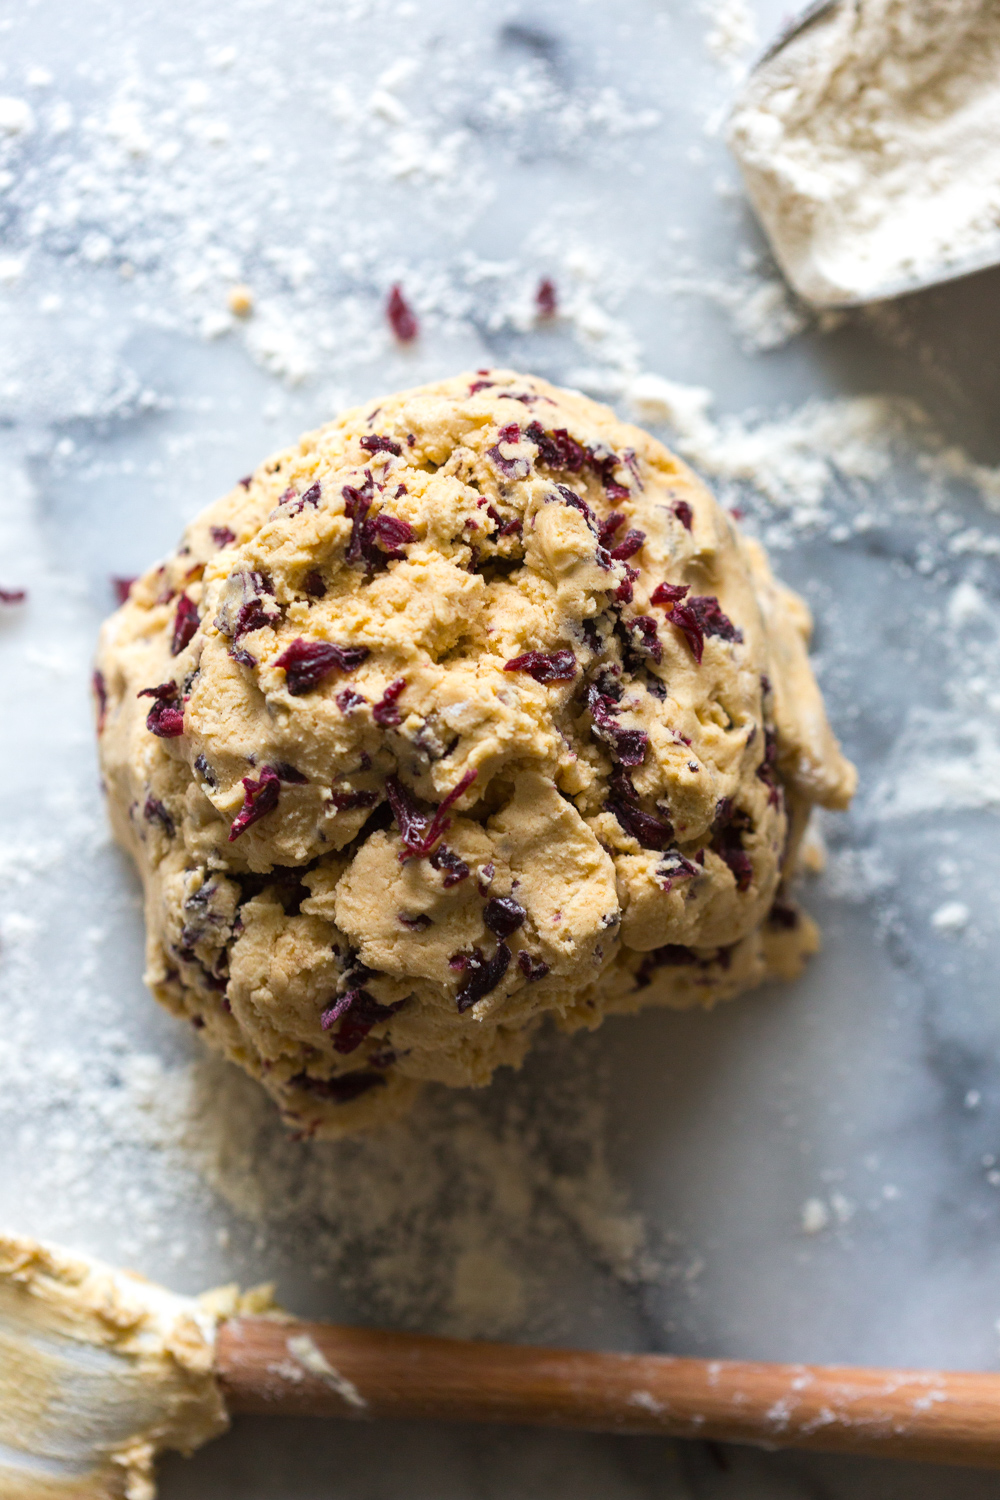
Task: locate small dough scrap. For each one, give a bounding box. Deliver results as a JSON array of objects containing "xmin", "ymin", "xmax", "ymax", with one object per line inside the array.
[{"xmin": 95, "ymin": 370, "xmax": 855, "ymax": 1135}]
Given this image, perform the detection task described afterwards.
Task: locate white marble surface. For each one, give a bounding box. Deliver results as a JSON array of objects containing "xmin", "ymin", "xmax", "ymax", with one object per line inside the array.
[{"xmin": 3, "ymin": 0, "xmax": 1000, "ymax": 1494}]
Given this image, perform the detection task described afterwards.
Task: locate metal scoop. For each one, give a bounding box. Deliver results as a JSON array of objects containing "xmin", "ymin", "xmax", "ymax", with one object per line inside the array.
[{"xmin": 727, "ymin": 0, "xmax": 1000, "ymax": 307}]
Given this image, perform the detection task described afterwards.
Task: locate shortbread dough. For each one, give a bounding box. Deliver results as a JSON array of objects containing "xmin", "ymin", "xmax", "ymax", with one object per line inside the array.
[{"xmin": 95, "ymin": 371, "xmax": 856, "ymax": 1136}]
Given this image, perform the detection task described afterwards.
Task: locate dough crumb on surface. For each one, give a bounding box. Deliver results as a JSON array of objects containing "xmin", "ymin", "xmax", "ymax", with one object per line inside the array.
[
  {"xmin": 227, "ymin": 283, "xmax": 254, "ymax": 317},
  {"xmin": 94, "ymin": 370, "xmax": 855, "ymax": 1136}
]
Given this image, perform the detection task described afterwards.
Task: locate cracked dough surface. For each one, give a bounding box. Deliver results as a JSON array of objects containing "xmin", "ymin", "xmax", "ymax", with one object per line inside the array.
[{"xmin": 95, "ymin": 370, "xmax": 855, "ymax": 1136}]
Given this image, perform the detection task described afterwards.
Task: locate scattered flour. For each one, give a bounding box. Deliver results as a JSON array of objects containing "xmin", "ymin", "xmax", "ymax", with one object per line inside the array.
[
  {"xmin": 875, "ymin": 711, "xmax": 1000, "ymax": 819},
  {"xmin": 286, "ymin": 1334, "xmax": 368, "ymax": 1408},
  {"xmin": 801, "ymin": 1197, "xmax": 830, "ymax": 1234},
  {"xmin": 117, "ymin": 1042, "xmax": 661, "ymax": 1339},
  {"xmin": 0, "ymin": 96, "xmax": 34, "ymax": 136},
  {"xmin": 623, "ymin": 370, "xmax": 1000, "ymax": 520},
  {"xmin": 931, "ymin": 901, "xmax": 971, "ymax": 935},
  {"xmin": 663, "ymin": 270, "xmax": 809, "ymax": 352},
  {"xmin": 700, "ymin": 0, "xmax": 759, "ymax": 82},
  {"xmin": 821, "ymin": 845, "xmax": 895, "ymax": 904},
  {"xmin": 0, "ymin": 12, "xmax": 666, "ymax": 405}
]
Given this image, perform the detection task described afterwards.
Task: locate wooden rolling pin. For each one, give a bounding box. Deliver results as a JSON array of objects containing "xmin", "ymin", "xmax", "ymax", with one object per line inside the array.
[
  {"xmin": 3, "ymin": 1231, "xmax": 1000, "ymax": 1497},
  {"xmin": 218, "ymin": 1317, "xmax": 1000, "ymax": 1470}
]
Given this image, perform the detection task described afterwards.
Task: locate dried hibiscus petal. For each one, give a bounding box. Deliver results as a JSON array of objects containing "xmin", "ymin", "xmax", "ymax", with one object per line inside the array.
[
  {"xmin": 715, "ymin": 837, "xmax": 753, "ymax": 892},
  {"xmin": 233, "ymin": 598, "xmax": 269, "ymax": 640},
  {"xmin": 657, "ymin": 850, "xmax": 700, "ymax": 892},
  {"xmin": 273, "ymin": 761, "xmax": 308, "ymax": 784},
  {"xmin": 344, "ymin": 471, "xmax": 415, "ymax": 572},
  {"xmin": 302, "ymin": 570, "xmax": 326, "ymax": 598},
  {"xmin": 282, "ymin": 482, "xmax": 321, "ymax": 515},
  {"xmin": 585, "ymin": 683, "xmax": 648, "ymax": 767},
  {"xmin": 527, "ymin": 422, "xmax": 628, "ymax": 497},
  {"xmin": 171, "ymin": 595, "xmax": 200, "ymax": 656},
  {"xmin": 605, "ymin": 767, "xmax": 673, "ymax": 850},
  {"xmin": 598, "ymin": 512, "xmax": 625, "ymax": 547},
  {"xmin": 624, "ymin": 615, "xmax": 662, "ymax": 664},
  {"xmin": 429, "ymin": 844, "xmax": 470, "ymax": 888},
  {"xmin": 664, "ymin": 594, "xmax": 742, "ymax": 666},
  {"xmin": 291, "ymin": 1070, "xmax": 385, "ymax": 1103},
  {"xmin": 93, "ymin": 670, "xmax": 108, "ymax": 733},
  {"xmin": 456, "ymin": 941, "xmax": 511, "ymax": 1012},
  {"xmin": 194, "ymin": 753, "xmax": 217, "ymax": 787},
  {"xmin": 536, "ymin": 277, "xmax": 557, "ymax": 318},
  {"xmin": 331, "ymin": 788, "xmax": 379, "ymax": 812},
  {"xmin": 609, "ymin": 727, "xmax": 647, "ymax": 767},
  {"xmin": 387, "ymin": 284, "xmax": 418, "ymax": 342},
  {"xmin": 504, "ymin": 649, "xmax": 577, "ymax": 683},
  {"xmin": 486, "ymin": 503, "xmax": 522, "ymax": 538},
  {"xmin": 487, "ymin": 422, "xmax": 530, "ymax": 481},
  {"xmin": 274, "ymin": 637, "xmax": 370, "ymax": 695},
  {"xmin": 368, "ymin": 512, "xmax": 415, "ymax": 557},
  {"xmin": 343, "ymin": 472, "xmax": 375, "ymax": 565},
  {"xmin": 525, "ymin": 421, "xmax": 587, "ymax": 474},
  {"xmin": 112, "ymin": 577, "xmax": 136, "ymax": 605},
  {"xmin": 386, "ymin": 769, "xmax": 477, "ymax": 860},
  {"xmin": 756, "ymin": 727, "xmax": 781, "ymax": 807},
  {"xmin": 609, "ymin": 528, "xmax": 645, "ymax": 562},
  {"xmin": 336, "ymin": 688, "xmax": 366, "ymax": 714},
  {"xmin": 711, "ymin": 801, "xmax": 754, "ymax": 893},
  {"xmin": 599, "ymin": 456, "xmax": 629, "ymax": 504},
  {"xmin": 322, "ymin": 988, "xmax": 405, "ymax": 1053},
  {"xmin": 228, "ymin": 765, "xmax": 281, "ymax": 841},
  {"xmin": 768, "ymin": 899, "xmax": 799, "ymax": 929},
  {"xmin": 215, "ymin": 570, "xmax": 278, "ymax": 642},
  {"xmin": 373, "ymin": 676, "xmax": 407, "ymax": 727},
  {"xmin": 650, "ymin": 582, "xmax": 689, "ymax": 607},
  {"xmin": 138, "ymin": 681, "xmax": 185, "ymax": 738},
  {"xmin": 672, "ymin": 500, "xmax": 694, "ymax": 531},
  {"xmin": 211, "ymin": 525, "xmax": 236, "ymax": 547},
  {"xmin": 483, "ymin": 896, "xmax": 526, "ymax": 939},
  {"xmin": 635, "ymin": 943, "xmax": 698, "ymax": 987},
  {"xmin": 398, "ymin": 912, "xmax": 432, "ymax": 930},
  {"xmin": 517, "ymin": 950, "xmax": 549, "ymax": 982},
  {"xmin": 555, "ymin": 485, "xmax": 595, "ymax": 527},
  {"xmin": 615, "ymin": 565, "xmax": 639, "ymax": 604},
  {"xmin": 143, "ymin": 795, "xmax": 175, "ymax": 837},
  {"xmin": 361, "ymin": 434, "xmax": 402, "ymax": 456}
]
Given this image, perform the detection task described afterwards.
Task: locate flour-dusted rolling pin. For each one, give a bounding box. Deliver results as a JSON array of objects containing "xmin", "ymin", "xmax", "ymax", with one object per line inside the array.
[{"xmin": 3, "ymin": 1233, "xmax": 1000, "ymax": 1499}]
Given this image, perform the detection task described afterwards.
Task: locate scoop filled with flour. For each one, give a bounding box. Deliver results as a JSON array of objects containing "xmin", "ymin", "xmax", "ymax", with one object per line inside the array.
[
  {"xmin": 728, "ymin": 0, "xmax": 1000, "ymax": 306},
  {"xmin": 94, "ymin": 371, "xmax": 855, "ymax": 1136}
]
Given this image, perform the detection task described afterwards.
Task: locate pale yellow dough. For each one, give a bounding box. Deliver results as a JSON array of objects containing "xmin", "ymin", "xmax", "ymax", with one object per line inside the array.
[{"xmin": 95, "ymin": 371, "xmax": 855, "ymax": 1136}]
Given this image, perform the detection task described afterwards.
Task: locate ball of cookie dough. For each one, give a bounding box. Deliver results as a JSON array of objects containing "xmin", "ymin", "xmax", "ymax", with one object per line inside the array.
[{"xmin": 95, "ymin": 371, "xmax": 855, "ymax": 1136}]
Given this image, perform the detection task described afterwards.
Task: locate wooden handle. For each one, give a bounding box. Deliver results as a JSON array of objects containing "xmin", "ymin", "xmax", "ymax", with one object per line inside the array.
[{"xmin": 216, "ymin": 1318, "xmax": 1000, "ymax": 1468}]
